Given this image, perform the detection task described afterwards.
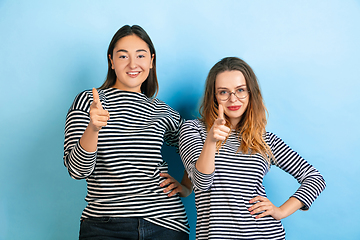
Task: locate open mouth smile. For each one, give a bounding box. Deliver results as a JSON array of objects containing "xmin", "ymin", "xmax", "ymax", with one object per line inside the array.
[{"xmin": 127, "ymin": 71, "xmax": 141, "ymax": 78}]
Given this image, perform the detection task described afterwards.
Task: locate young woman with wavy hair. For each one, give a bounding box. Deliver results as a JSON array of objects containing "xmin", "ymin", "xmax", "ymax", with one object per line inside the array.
[
  {"xmin": 200, "ymin": 57, "xmax": 273, "ymax": 163},
  {"xmin": 179, "ymin": 57, "xmax": 325, "ymax": 239}
]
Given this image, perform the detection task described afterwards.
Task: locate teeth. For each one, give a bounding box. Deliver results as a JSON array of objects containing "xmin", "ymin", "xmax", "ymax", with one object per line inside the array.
[{"xmin": 128, "ymin": 72, "xmax": 140, "ymax": 75}]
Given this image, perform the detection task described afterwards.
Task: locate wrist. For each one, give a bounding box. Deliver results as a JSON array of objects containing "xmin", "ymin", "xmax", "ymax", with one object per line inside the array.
[
  {"xmin": 88, "ymin": 122, "xmax": 101, "ymax": 132},
  {"xmin": 205, "ymin": 135, "xmax": 218, "ymax": 146},
  {"xmin": 276, "ymin": 206, "xmax": 287, "ymax": 220},
  {"xmin": 277, "ymin": 197, "xmax": 303, "ymax": 220},
  {"xmin": 179, "ymin": 184, "xmax": 191, "ymax": 198}
]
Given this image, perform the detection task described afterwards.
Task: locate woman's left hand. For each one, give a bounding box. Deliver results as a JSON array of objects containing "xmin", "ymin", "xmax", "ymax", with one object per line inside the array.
[
  {"xmin": 248, "ymin": 196, "xmax": 283, "ymax": 220},
  {"xmin": 159, "ymin": 173, "xmax": 185, "ymax": 197}
]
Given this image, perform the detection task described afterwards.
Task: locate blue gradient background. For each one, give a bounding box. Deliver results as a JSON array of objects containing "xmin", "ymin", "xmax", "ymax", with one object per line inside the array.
[{"xmin": 1, "ymin": 1, "xmax": 359, "ymax": 239}]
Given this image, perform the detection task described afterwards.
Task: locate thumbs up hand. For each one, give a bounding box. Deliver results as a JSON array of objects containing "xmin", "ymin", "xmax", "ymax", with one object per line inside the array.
[
  {"xmin": 209, "ymin": 104, "xmax": 230, "ymax": 143},
  {"xmin": 89, "ymin": 88, "xmax": 110, "ymax": 132}
]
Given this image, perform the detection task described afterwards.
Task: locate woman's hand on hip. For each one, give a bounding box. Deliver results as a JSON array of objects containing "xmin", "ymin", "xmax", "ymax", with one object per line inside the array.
[
  {"xmin": 160, "ymin": 173, "xmax": 189, "ymax": 197},
  {"xmin": 248, "ymin": 196, "xmax": 284, "ymax": 220}
]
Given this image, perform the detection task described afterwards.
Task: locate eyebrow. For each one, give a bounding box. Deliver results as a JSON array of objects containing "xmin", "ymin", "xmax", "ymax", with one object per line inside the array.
[
  {"xmin": 116, "ymin": 49, "xmax": 148, "ymax": 53},
  {"xmin": 217, "ymin": 84, "xmax": 246, "ymax": 90}
]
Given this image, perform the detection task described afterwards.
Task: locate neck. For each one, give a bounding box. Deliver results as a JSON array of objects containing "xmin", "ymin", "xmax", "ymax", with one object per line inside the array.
[{"xmin": 230, "ymin": 119, "xmax": 240, "ymax": 129}]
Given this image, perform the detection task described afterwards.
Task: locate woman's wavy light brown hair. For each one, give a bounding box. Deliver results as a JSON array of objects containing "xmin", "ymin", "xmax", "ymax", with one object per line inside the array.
[
  {"xmin": 199, "ymin": 57, "xmax": 274, "ymax": 165},
  {"xmin": 99, "ymin": 25, "xmax": 158, "ymax": 98}
]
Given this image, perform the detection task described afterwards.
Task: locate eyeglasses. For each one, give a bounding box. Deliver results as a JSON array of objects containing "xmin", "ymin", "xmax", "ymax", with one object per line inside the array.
[{"xmin": 216, "ymin": 87, "xmax": 250, "ymax": 101}]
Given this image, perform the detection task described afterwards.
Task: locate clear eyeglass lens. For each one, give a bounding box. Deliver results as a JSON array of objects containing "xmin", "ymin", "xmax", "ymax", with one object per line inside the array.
[{"xmin": 218, "ymin": 90, "xmax": 248, "ymax": 101}]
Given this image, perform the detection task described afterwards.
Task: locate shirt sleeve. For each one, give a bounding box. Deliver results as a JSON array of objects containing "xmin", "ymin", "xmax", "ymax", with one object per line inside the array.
[
  {"xmin": 267, "ymin": 132, "xmax": 326, "ymax": 210},
  {"xmin": 63, "ymin": 91, "xmax": 97, "ymax": 180},
  {"xmin": 163, "ymin": 104, "xmax": 185, "ymax": 151},
  {"xmin": 179, "ymin": 120, "xmax": 215, "ymax": 191}
]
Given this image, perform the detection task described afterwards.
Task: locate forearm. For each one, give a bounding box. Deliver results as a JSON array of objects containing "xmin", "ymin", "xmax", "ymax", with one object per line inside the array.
[
  {"xmin": 179, "ymin": 171, "xmax": 193, "ymax": 197},
  {"xmin": 64, "ymin": 116, "xmax": 97, "ymax": 179},
  {"xmin": 278, "ymin": 197, "xmax": 304, "ymax": 219},
  {"xmin": 195, "ymin": 137, "xmax": 217, "ymax": 174},
  {"xmin": 79, "ymin": 124, "xmax": 99, "ymax": 152}
]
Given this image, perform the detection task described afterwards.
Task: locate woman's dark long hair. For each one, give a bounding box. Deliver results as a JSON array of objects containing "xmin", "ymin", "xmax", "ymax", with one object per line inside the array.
[{"xmin": 99, "ymin": 25, "xmax": 158, "ymax": 98}]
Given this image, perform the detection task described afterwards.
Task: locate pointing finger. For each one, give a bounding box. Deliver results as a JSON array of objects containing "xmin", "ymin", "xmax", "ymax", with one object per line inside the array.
[
  {"xmin": 92, "ymin": 88, "xmax": 100, "ymax": 101},
  {"xmin": 92, "ymin": 88, "xmax": 103, "ymax": 110},
  {"xmin": 218, "ymin": 104, "xmax": 224, "ymax": 120}
]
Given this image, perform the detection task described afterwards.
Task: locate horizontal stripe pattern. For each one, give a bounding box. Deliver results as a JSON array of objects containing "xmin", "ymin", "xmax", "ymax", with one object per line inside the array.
[
  {"xmin": 64, "ymin": 88, "xmax": 189, "ymax": 234},
  {"xmin": 179, "ymin": 119, "xmax": 325, "ymax": 239}
]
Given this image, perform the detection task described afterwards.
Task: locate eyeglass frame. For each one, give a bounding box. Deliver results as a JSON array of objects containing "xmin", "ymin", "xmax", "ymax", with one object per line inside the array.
[{"xmin": 215, "ymin": 88, "xmax": 250, "ymax": 101}]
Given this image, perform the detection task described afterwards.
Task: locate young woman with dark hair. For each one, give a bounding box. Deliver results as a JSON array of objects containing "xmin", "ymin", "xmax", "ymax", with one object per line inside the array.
[
  {"xmin": 179, "ymin": 57, "xmax": 325, "ymax": 239},
  {"xmin": 64, "ymin": 25, "xmax": 191, "ymax": 240}
]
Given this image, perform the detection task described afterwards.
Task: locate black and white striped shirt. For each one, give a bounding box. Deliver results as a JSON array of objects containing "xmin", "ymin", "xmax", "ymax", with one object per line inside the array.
[
  {"xmin": 179, "ymin": 119, "xmax": 325, "ymax": 239},
  {"xmin": 64, "ymin": 88, "xmax": 189, "ymax": 234}
]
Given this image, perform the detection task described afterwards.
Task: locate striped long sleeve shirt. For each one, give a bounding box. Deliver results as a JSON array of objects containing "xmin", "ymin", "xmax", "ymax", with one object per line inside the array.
[
  {"xmin": 64, "ymin": 88, "xmax": 189, "ymax": 234},
  {"xmin": 179, "ymin": 119, "xmax": 325, "ymax": 239}
]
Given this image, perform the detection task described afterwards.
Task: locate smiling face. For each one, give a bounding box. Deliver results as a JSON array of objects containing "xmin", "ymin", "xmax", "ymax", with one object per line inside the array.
[
  {"xmin": 109, "ymin": 34, "xmax": 154, "ymax": 92},
  {"xmin": 215, "ymin": 70, "xmax": 249, "ymax": 128}
]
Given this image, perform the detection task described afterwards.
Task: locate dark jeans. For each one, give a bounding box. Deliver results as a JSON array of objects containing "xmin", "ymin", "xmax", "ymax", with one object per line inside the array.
[{"xmin": 79, "ymin": 217, "xmax": 189, "ymax": 240}]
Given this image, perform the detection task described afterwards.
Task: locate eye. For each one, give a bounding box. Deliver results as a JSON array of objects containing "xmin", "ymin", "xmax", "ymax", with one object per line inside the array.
[
  {"xmin": 236, "ymin": 88, "xmax": 246, "ymax": 93},
  {"xmin": 219, "ymin": 90, "xmax": 228, "ymax": 95},
  {"xmin": 119, "ymin": 55, "xmax": 127, "ymax": 59},
  {"xmin": 137, "ymin": 54, "xmax": 146, "ymax": 59}
]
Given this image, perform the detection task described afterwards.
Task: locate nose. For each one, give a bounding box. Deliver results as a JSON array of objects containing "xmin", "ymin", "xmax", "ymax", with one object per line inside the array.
[
  {"xmin": 129, "ymin": 57, "xmax": 137, "ymax": 69},
  {"xmin": 229, "ymin": 92, "xmax": 238, "ymax": 102}
]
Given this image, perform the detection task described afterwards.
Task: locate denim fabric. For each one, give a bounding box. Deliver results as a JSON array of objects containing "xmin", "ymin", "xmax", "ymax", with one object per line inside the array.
[{"xmin": 79, "ymin": 217, "xmax": 189, "ymax": 240}]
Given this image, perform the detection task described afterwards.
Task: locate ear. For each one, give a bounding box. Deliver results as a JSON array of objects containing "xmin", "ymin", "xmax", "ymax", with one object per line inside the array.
[
  {"xmin": 109, "ymin": 54, "xmax": 114, "ymax": 69},
  {"xmin": 150, "ymin": 54, "xmax": 154, "ymax": 69}
]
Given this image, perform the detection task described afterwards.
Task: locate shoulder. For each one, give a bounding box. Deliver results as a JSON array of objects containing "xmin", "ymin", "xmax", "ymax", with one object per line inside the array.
[
  {"xmin": 180, "ymin": 119, "xmax": 207, "ymax": 145},
  {"xmin": 265, "ymin": 131, "xmax": 277, "ymax": 142},
  {"xmin": 265, "ymin": 131, "xmax": 287, "ymax": 147},
  {"xmin": 76, "ymin": 89, "xmax": 92, "ymax": 99},
  {"xmin": 152, "ymin": 97, "xmax": 172, "ymax": 109},
  {"xmin": 152, "ymin": 98, "xmax": 181, "ymax": 117},
  {"xmin": 181, "ymin": 119, "xmax": 206, "ymax": 132},
  {"xmin": 69, "ymin": 89, "xmax": 93, "ymax": 111}
]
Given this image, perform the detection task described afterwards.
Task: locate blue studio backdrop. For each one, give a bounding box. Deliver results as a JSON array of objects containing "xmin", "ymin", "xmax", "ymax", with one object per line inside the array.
[{"xmin": 1, "ymin": 1, "xmax": 359, "ymax": 239}]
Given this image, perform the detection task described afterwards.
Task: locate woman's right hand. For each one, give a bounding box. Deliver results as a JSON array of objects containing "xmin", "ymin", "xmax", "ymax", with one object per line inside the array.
[
  {"xmin": 195, "ymin": 104, "xmax": 230, "ymax": 174},
  {"xmin": 208, "ymin": 104, "xmax": 230, "ymax": 143},
  {"xmin": 89, "ymin": 88, "xmax": 110, "ymax": 132}
]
